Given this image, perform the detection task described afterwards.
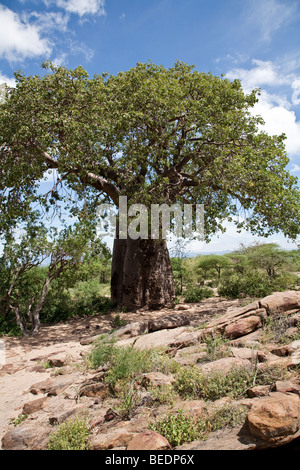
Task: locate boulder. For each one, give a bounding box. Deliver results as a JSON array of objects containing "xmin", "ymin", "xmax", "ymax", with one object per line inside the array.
[
  {"xmin": 141, "ymin": 372, "xmax": 175, "ymax": 388},
  {"xmin": 22, "ymin": 396, "xmax": 49, "ymax": 415},
  {"xmin": 148, "ymin": 314, "xmax": 190, "ymax": 332},
  {"xmin": 275, "ymin": 381, "xmax": 300, "ymax": 396},
  {"xmin": 230, "ymin": 347, "xmax": 267, "ymax": 363},
  {"xmin": 117, "ymin": 326, "xmax": 201, "ymax": 351},
  {"xmin": 113, "ymin": 321, "xmax": 148, "ymax": 339},
  {"xmin": 247, "ymin": 392, "xmax": 300, "ymax": 442},
  {"xmin": 29, "ymin": 376, "xmax": 73, "ymax": 396},
  {"xmin": 247, "ymin": 385, "xmax": 271, "ymax": 398},
  {"xmin": 260, "ymin": 291, "xmax": 300, "ymax": 314},
  {"xmin": 79, "ymin": 382, "xmax": 110, "ymax": 399},
  {"xmin": 126, "ymin": 430, "xmax": 171, "ymax": 450},
  {"xmin": 197, "ymin": 357, "xmax": 251, "ymax": 375},
  {"xmin": 1, "ymin": 422, "xmax": 50, "ymax": 450},
  {"xmin": 224, "ymin": 316, "xmax": 262, "ymax": 339}
]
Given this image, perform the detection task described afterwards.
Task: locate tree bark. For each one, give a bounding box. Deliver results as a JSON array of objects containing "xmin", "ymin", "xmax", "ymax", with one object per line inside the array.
[{"xmin": 111, "ymin": 238, "xmax": 175, "ymax": 311}]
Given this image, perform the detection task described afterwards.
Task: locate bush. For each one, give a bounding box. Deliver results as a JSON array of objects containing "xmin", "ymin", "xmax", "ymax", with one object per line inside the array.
[
  {"xmin": 270, "ymin": 273, "xmax": 299, "ymax": 292},
  {"xmin": 149, "ymin": 409, "xmax": 207, "ymax": 447},
  {"xmin": 217, "ymin": 274, "xmax": 242, "ymax": 299},
  {"xmin": 174, "ymin": 364, "xmax": 288, "ymax": 401},
  {"xmin": 149, "ymin": 405, "xmax": 248, "ymax": 447},
  {"xmin": 184, "ymin": 286, "xmax": 214, "ymax": 303},
  {"xmin": 48, "ymin": 418, "xmax": 90, "ymax": 450},
  {"xmin": 218, "ymin": 271, "xmax": 271, "ymax": 299},
  {"xmin": 41, "ymin": 279, "xmax": 114, "ymax": 324},
  {"xmin": 88, "ymin": 339, "xmax": 164, "ymax": 390}
]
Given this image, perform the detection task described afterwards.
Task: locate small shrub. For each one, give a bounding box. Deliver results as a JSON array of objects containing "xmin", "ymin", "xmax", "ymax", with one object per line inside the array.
[
  {"xmin": 88, "ymin": 339, "xmax": 165, "ymax": 391},
  {"xmin": 149, "ymin": 409, "xmax": 207, "ymax": 447},
  {"xmin": 270, "ymin": 273, "xmax": 299, "ymax": 292},
  {"xmin": 208, "ymin": 405, "xmax": 248, "ymax": 432},
  {"xmin": 261, "ymin": 314, "xmax": 300, "ymax": 345},
  {"xmin": 116, "ymin": 381, "xmax": 139, "ymax": 419},
  {"xmin": 184, "ymin": 286, "xmax": 213, "ymax": 303},
  {"xmin": 88, "ymin": 337, "xmax": 117, "ymax": 369},
  {"xmin": 148, "ymin": 384, "xmax": 178, "ymax": 407},
  {"xmin": 48, "ymin": 418, "xmax": 90, "ymax": 450},
  {"xmin": 198, "ymin": 333, "xmax": 231, "ymax": 363},
  {"xmin": 174, "ymin": 364, "xmax": 288, "ymax": 402},
  {"xmin": 112, "ymin": 314, "xmax": 127, "ymax": 329}
]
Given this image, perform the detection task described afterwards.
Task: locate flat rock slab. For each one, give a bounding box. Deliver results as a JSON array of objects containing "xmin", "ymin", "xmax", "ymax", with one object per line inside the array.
[
  {"xmin": 29, "ymin": 376, "xmax": 74, "ymax": 396},
  {"xmin": 260, "ymin": 291, "xmax": 300, "ymax": 314},
  {"xmin": 117, "ymin": 326, "xmax": 201, "ymax": 350},
  {"xmin": 197, "ymin": 357, "xmax": 252, "ymax": 374}
]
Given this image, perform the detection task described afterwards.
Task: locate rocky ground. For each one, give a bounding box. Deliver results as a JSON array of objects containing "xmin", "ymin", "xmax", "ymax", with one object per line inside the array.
[{"xmin": 0, "ymin": 291, "xmax": 300, "ymax": 451}]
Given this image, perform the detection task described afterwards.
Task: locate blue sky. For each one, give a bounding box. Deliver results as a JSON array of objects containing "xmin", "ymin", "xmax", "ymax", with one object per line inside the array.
[{"xmin": 0, "ymin": 0, "xmax": 300, "ymax": 253}]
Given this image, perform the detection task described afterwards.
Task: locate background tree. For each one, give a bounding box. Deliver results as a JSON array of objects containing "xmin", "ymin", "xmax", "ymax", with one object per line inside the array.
[
  {"xmin": 1, "ymin": 61, "xmax": 300, "ymax": 311},
  {"xmin": 0, "ymin": 222, "xmax": 96, "ymax": 334},
  {"xmin": 196, "ymin": 254, "xmax": 233, "ymax": 280}
]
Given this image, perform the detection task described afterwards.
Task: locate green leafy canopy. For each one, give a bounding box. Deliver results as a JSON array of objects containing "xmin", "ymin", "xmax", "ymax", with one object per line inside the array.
[{"xmin": 0, "ymin": 60, "xmax": 299, "ymax": 240}]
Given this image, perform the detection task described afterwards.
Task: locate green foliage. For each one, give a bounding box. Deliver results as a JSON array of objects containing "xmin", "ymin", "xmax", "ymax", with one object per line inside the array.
[
  {"xmin": 184, "ymin": 286, "xmax": 214, "ymax": 303},
  {"xmin": 48, "ymin": 418, "xmax": 90, "ymax": 450},
  {"xmin": 88, "ymin": 339, "xmax": 164, "ymax": 390},
  {"xmin": 174, "ymin": 364, "xmax": 288, "ymax": 401},
  {"xmin": 149, "ymin": 409, "xmax": 207, "ymax": 447},
  {"xmin": 199, "ymin": 333, "xmax": 231, "ymax": 363},
  {"xmin": 208, "ymin": 405, "xmax": 248, "ymax": 432},
  {"xmin": 149, "ymin": 403, "xmax": 248, "ymax": 448},
  {"xmin": 196, "ymin": 255, "xmax": 233, "ymax": 279},
  {"xmin": 115, "ymin": 381, "xmax": 140, "ymax": 420}
]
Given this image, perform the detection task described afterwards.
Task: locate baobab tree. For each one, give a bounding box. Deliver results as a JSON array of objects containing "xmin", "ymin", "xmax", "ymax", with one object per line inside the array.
[{"xmin": 1, "ymin": 61, "xmax": 299, "ymax": 310}]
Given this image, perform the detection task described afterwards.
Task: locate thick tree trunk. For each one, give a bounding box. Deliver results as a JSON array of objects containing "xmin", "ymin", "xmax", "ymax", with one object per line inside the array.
[{"xmin": 111, "ymin": 238, "xmax": 175, "ymax": 310}]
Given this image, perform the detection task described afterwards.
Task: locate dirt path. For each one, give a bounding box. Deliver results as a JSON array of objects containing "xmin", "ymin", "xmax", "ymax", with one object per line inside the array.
[{"xmin": 0, "ymin": 297, "xmax": 247, "ymax": 447}]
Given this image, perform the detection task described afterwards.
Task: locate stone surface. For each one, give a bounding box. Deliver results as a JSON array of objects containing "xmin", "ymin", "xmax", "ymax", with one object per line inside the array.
[
  {"xmin": 29, "ymin": 376, "xmax": 73, "ymax": 396},
  {"xmin": 260, "ymin": 291, "xmax": 300, "ymax": 314},
  {"xmin": 141, "ymin": 372, "xmax": 175, "ymax": 388},
  {"xmin": 112, "ymin": 321, "xmax": 148, "ymax": 339},
  {"xmin": 197, "ymin": 357, "xmax": 251, "ymax": 374},
  {"xmin": 247, "ymin": 392, "xmax": 300, "ymax": 442},
  {"xmin": 230, "ymin": 347, "xmax": 266, "ymax": 363},
  {"xmin": 1, "ymin": 422, "xmax": 50, "ymax": 450},
  {"xmin": 126, "ymin": 430, "xmax": 171, "ymax": 450},
  {"xmin": 224, "ymin": 316, "xmax": 262, "ymax": 339},
  {"xmin": 148, "ymin": 314, "xmax": 190, "ymax": 332},
  {"xmin": 117, "ymin": 326, "xmax": 201, "ymax": 350},
  {"xmin": 22, "ymin": 396, "xmax": 49, "ymax": 415}
]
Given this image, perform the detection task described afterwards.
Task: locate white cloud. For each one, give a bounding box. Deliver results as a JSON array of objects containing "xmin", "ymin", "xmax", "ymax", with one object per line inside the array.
[
  {"xmin": 26, "ymin": 10, "xmax": 69, "ymax": 33},
  {"xmin": 0, "ymin": 73, "xmax": 16, "ymax": 88},
  {"xmin": 252, "ymin": 90, "xmax": 300, "ymax": 155},
  {"xmin": 0, "ymin": 5, "xmax": 52, "ymax": 62},
  {"xmin": 291, "ymin": 164, "xmax": 300, "ymax": 172},
  {"xmin": 292, "ymin": 79, "xmax": 300, "ymax": 106},
  {"xmin": 247, "ymin": 0, "xmax": 298, "ymax": 43},
  {"xmin": 226, "ymin": 59, "xmax": 289, "ymax": 91},
  {"xmin": 226, "ymin": 59, "xmax": 300, "ymax": 156},
  {"xmin": 45, "ymin": 0, "xmax": 106, "ymax": 17}
]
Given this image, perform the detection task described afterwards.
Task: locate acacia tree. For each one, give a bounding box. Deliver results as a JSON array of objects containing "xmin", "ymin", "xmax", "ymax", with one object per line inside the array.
[
  {"xmin": 0, "ymin": 221, "xmax": 99, "ymax": 334},
  {"xmin": 1, "ymin": 61, "xmax": 300, "ymax": 310}
]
